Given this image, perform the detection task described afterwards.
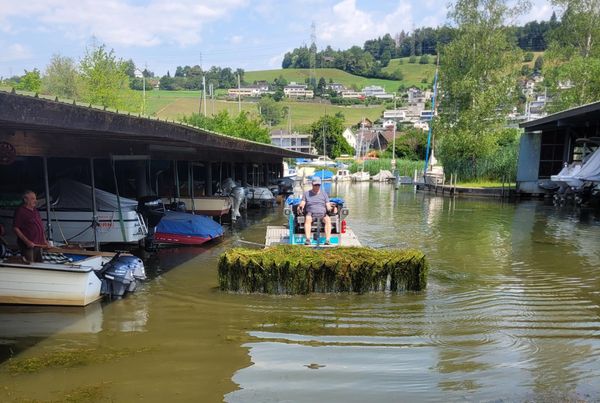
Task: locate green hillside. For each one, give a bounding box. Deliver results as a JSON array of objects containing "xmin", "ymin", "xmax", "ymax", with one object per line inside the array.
[
  {"xmin": 382, "ymin": 58, "xmax": 436, "ymax": 87},
  {"xmin": 244, "ymin": 68, "xmax": 402, "ymax": 92},
  {"xmin": 146, "ymin": 90, "xmax": 385, "ymax": 130}
]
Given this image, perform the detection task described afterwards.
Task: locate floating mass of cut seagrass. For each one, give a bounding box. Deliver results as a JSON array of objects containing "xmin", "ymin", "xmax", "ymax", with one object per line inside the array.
[{"xmin": 218, "ymin": 245, "xmax": 428, "ymax": 294}]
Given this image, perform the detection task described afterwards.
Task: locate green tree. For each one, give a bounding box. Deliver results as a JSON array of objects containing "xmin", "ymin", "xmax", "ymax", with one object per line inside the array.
[
  {"xmin": 544, "ymin": 0, "xmax": 600, "ymax": 111},
  {"xmin": 43, "ymin": 55, "xmax": 79, "ymax": 99},
  {"xmin": 392, "ymin": 129, "xmax": 428, "ymax": 160},
  {"xmin": 534, "ymin": 55, "xmax": 544, "ymax": 72},
  {"xmin": 310, "ymin": 115, "xmax": 353, "ymax": 158},
  {"xmin": 16, "ymin": 69, "xmax": 42, "ymax": 92},
  {"xmin": 437, "ymin": 0, "xmax": 528, "ymax": 180},
  {"xmin": 258, "ymin": 97, "xmax": 283, "ymax": 125},
  {"xmin": 79, "ymin": 44, "xmax": 140, "ymax": 110},
  {"xmin": 183, "ymin": 111, "xmax": 270, "ymax": 143}
]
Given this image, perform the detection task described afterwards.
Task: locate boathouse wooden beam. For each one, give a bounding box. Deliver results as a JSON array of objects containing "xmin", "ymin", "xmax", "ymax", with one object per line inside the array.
[{"xmin": 0, "ymin": 91, "xmax": 311, "ymax": 162}]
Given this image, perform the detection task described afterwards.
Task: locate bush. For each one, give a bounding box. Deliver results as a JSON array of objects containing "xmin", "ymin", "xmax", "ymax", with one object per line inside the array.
[
  {"xmin": 419, "ymin": 55, "xmax": 430, "ymax": 64},
  {"xmin": 523, "ymin": 52, "xmax": 534, "ymax": 62},
  {"xmin": 409, "ymin": 55, "xmax": 417, "ymax": 64}
]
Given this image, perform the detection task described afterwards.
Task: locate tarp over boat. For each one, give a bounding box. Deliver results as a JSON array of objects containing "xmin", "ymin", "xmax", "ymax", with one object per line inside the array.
[
  {"xmin": 49, "ymin": 179, "xmax": 138, "ymax": 212},
  {"xmin": 576, "ymin": 147, "xmax": 600, "ymax": 182},
  {"xmin": 311, "ymin": 170, "xmax": 334, "ymax": 181},
  {"xmin": 155, "ymin": 211, "xmax": 223, "ymax": 239}
]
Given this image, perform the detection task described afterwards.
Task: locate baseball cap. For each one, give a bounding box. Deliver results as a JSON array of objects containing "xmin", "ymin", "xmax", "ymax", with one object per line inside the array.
[{"xmin": 312, "ymin": 177, "xmax": 322, "ymax": 185}]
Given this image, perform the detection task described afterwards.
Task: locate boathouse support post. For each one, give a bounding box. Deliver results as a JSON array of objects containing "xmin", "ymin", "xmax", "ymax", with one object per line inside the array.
[
  {"xmin": 205, "ymin": 162, "xmax": 213, "ymax": 196},
  {"xmin": 42, "ymin": 156, "xmax": 53, "ymax": 243},
  {"xmin": 242, "ymin": 163, "xmax": 248, "ymax": 187},
  {"xmin": 173, "ymin": 160, "xmax": 180, "ymax": 199},
  {"xmin": 230, "ymin": 162, "xmax": 236, "ymax": 182},
  {"xmin": 189, "ymin": 162, "xmax": 195, "ymax": 214},
  {"xmin": 263, "ymin": 164, "xmax": 269, "ymax": 186},
  {"xmin": 135, "ymin": 161, "xmax": 148, "ymax": 198},
  {"xmin": 89, "ymin": 158, "xmax": 99, "ymax": 251}
]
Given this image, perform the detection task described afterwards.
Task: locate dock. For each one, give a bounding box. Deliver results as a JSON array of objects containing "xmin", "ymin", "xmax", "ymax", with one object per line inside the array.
[{"xmin": 265, "ymin": 226, "xmax": 361, "ymax": 247}]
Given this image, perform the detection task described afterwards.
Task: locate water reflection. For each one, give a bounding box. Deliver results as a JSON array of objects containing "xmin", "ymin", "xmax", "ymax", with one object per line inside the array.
[{"xmin": 1, "ymin": 184, "xmax": 600, "ymax": 402}]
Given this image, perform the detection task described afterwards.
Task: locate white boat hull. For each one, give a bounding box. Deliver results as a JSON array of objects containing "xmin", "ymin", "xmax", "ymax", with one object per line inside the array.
[
  {"xmin": 163, "ymin": 197, "xmax": 232, "ymax": 217},
  {"xmin": 0, "ymin": 260, "xmax": 103, "ymax": 306},
  {"xmin": 0, "ymin": 209, "xmax": 147, "ymax": 245}
]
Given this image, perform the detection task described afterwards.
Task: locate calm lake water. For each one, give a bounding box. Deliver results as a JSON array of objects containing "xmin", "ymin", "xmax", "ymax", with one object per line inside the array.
[{"xmin": 1, "ymin": 182, "xmax": 600, "ymax": 402}]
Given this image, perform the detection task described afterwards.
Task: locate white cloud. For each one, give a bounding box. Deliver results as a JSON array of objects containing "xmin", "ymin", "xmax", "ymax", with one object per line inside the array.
[
  {"xmin": 230, "ymin": 35, "xmax": 244, "ymax": 45},
  {"xmin": 317, "ymin": 0, "xmax": 417, "ymax": 49},
  {"xmin": 0, "ymin": 0, "xmax": 248, "ymax": 47},
  {"xmin": 0, "ymin": 43, "xmax": 33, "ymax": 62}
]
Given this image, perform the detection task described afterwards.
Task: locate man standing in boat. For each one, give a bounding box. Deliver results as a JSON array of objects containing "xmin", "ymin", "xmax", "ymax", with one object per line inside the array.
[
  {"xmin": 13, "ymin": 190, "xmax": 48, "ymax": 262},
  {"xmin": 297, "ymin": 177, "xmax": 334, "ymax": 245}
]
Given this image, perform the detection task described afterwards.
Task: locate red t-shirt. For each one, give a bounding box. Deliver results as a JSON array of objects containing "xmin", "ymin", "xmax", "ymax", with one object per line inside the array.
[{"xmin": 13, "ymin": 205, "xmax": 45, "ymax": 246}]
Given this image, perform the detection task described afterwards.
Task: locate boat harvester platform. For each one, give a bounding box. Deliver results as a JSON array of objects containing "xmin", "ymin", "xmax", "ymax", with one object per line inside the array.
[{"xmin": 265, "ymin": 225, "xmax": 361, "ymax": 247}]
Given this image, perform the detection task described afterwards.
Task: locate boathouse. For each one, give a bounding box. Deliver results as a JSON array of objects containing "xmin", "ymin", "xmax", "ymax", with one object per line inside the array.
[
  {"xmin": 517, "ymin": 101, "xmax": 600, "ymax": 195},
  {"xmin": 0, "ymin": 90, "xmax": 309, "ymax": 192}
]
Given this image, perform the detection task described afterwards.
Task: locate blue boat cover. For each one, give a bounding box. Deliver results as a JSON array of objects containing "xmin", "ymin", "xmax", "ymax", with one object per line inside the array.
[
  {"xmin": 311, "ymin": 170, "xmax": 334, "ymax": 180},
  {"xmin": 156, "ymin": 211, "xmax": 224, "ymax": 238}
]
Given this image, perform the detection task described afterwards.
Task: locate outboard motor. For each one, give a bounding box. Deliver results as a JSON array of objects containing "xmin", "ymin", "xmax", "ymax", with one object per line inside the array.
[
  {"xmin": 230, "ymin": 186, "xmax": 245, "ymax": 221},
  {"xmin": 137, "ymin": 196, "xmax": 165, "ymax": 228},
  {"xmin": 98, "ymin": 253, "xmax": 146, "ymax": 298}
]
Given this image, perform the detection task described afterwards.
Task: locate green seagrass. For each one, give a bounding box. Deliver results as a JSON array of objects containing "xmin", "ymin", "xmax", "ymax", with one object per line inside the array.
[{"xmin": 218, "ymin": 245, "xmax": 428, "ymax": 294}]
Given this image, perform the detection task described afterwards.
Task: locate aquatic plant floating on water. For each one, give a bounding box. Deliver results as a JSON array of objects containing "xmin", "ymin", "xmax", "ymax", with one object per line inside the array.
[{"xmin": 218, "ymin": 245, "xmax": 428, "ymax": 294}]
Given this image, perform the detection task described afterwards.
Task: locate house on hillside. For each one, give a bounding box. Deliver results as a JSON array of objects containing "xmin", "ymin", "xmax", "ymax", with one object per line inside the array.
[
  {"xmin": 363, "ymin": 85, "xmax": 393, "ymax": 99},
  {"xmin": 326, "ymin": 83, "xmax": 345, "ymax": 93},
  {"xmin": 342, "ymin": 128, "xmax": 357, "ymax": 151},
  {"xmin": 270, "ymin": 129, "xmax": 314, "ymax": 154},
  {"xmin": 341, "ymin": 90, "xmax": 363, "ymax": 99},
  {"xmin": 284, "ymin": 82, "xmax": 314, "ymax": 98},
  {"xmin": 356, "ymin": 118, "xmax": 374, "ymax": 129},
  {"xmin": 228, "ymin": 86, "xmax": 262, "ymax": 98},
  {"xmin": 383, "ymin": 109, "xmax": 407, "ymax": 121},
  {"xmin": 355, "ymin": 126, "xmax": 396, "ymax": 155}
]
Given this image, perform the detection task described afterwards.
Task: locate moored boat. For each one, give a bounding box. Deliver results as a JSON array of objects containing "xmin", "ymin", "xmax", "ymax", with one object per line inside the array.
[
  {"xmin": 0, "ymin": 248, "xmax": 146, "ymax": 306},
  {"xmin": 0, "ymin": 179, "xmax": 147, "ymax": 246},
  {"xmin": 334, "ymin": 169, "xmax": 351, "ymax": 182},
  {"xmin": 351, "ymin": 171, "xmax": 370, "ymax": 182},
  {"xmin": 153, "ymin": 210, "xmax": 224, "ymax": 246}
]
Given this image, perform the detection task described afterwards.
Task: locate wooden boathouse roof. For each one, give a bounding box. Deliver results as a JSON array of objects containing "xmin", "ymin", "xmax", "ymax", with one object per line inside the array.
[
  {"xmin": 520, "ymin": 101, "xmax": 600, "ymax": 132},
  {"xmin": 0, "ymin": 90, "xmax": 312, "ymax": 162}
]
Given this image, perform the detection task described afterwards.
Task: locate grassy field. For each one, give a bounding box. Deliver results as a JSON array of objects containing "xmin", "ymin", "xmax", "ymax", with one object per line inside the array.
[
  {"xmin": 382, "ymin": 58, "xmax": 437, "ymax": 88},
  {"xmin": 146, "ymin": 90, "xmax": 385, "ymax": 129},
  {"xmin": 244, "ymin": 68, "xmax": 403, "ymax": 93}
]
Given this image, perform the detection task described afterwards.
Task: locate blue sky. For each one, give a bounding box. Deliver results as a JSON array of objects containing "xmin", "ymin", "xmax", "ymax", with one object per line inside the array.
[{"xmin": 0, "ymin": 0, "xmax": 555, "ymax": 78}]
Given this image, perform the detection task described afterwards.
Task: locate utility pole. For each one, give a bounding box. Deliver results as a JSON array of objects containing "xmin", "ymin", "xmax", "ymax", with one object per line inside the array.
[
  {"xmin": 202, "ymin": 75, "xmax": 207, "ymax": 116},
  {"xmin": 198, "ymin": 52, "xmax": 203, "ymax": 115},
  {"xmin": 210, "ymin": 83, "xmax": 215, "ymax": 115},
  {"xmin": 237, "ymin": 73, "xmax": 241, "ymax": 113}
]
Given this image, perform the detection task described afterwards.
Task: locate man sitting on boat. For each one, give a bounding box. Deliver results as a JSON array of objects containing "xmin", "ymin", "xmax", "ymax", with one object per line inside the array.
[
  {"xmin": 13, "ymin": 190, "xmax": 48, "ymax": 262},
  {"xmin": 297, "ymin": 177, "xmax": 335, "ymax": 245}
]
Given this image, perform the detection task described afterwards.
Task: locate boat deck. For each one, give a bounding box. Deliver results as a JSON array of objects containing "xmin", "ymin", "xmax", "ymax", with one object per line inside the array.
[{"xmin": 265, "ymin": 226, "xmax": 361, "ymax": 247}]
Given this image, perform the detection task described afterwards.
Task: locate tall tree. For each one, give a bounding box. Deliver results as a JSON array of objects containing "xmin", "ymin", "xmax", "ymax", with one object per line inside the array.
[
  {"xmin": 79, "ymin": 44, "xmax": 138, "ymax": 109},
  {"xmin": 43, "ymin": 55, "xmax": 79, "ymax": 99},
  {"xmin": 544, "ymin": 0, "xmax": 600, "ymax": 111},
  {"xmin": 257, "ymin": 97, "xmax": 284, "ymax": 125},
  {"xmin": 16, "ymin": 69, "xmax": 42, "ymax": 93},
  {"xmin": 310, "ymin": 115, "xmax": 353, "ymax": 158},
  {"xmin": 438, "ymin": 0, "xmax": 529, "ymax": 180}
]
